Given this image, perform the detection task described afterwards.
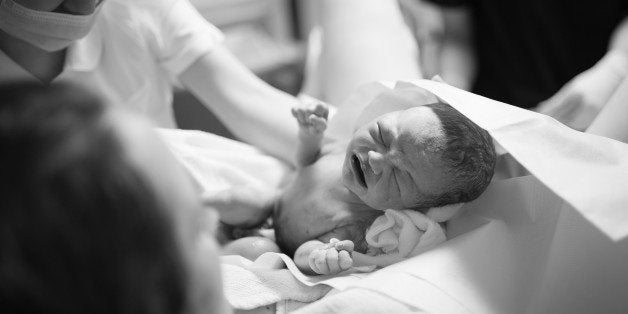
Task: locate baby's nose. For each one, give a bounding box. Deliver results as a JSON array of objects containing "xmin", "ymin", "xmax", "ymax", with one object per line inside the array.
[{"xmin": 368, "ymin": 151, "xmax": 387, "ymax": 175}]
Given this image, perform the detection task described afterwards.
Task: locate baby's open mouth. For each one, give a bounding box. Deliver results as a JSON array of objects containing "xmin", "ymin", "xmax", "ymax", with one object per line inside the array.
[{"xmin": 351, "ymin": 154, "xmax": 367, "ymax": 188}]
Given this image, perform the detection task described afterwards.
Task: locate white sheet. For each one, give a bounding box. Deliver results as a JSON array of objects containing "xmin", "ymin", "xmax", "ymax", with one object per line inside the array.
[
  {"xmin": 220, "ymin": 255, "xmax": 331, "ymax": 310},
  {"xmin": 331, "ymin": 79, "xmax": 628, "ymax": 241},
  {"xmin": 160, "ymin": 81, "xmax": 628, "ymax": 312},
  {"xmin": 412, "ymin": 80, "xmax": 628, "ymax": 241},
  {"xmin": 156, "ymin": 129, "xmax": 291, "ymax": 198},
  {"xmin": 298, "ymin": 80, "xmax": 628, "ymax": 313}
]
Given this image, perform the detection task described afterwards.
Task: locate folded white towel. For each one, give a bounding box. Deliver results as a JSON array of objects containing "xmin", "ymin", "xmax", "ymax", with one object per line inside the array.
[
  {"xmin": 353, "ymin": 203, "xmax": 464, "ymax": 268},
  {"xmin": 221, "ymin": 254, "xmax": 331, "ymax": 310}
]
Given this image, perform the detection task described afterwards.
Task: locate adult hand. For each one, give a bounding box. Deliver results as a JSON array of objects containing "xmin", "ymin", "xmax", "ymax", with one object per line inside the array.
[
  {"xmin": 536, "ymin": 50, "xmax": 628, "ymax": 131},
  {"xmin": 536, "ymin": 73, "xmax": 607, "ymax": 131},
  {"xmin": 202, "ymin": 185, "xmax": 277, "ymax": 228}
]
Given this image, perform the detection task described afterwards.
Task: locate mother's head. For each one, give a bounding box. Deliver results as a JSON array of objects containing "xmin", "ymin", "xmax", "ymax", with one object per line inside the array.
[{"xmin": 0, "ymin": 82, "xmax": 228, "ymax": 314}]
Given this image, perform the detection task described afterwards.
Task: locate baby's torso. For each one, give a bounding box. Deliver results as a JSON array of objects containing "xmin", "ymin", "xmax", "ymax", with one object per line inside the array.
[{"xmin": 275, "ymin": 145, "xmax": 381, "ymax": 254}]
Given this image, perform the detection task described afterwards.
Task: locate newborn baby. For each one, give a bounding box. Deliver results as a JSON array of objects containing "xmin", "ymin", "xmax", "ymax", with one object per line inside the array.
[{"xmin": 273, "ymin": 88, "xmax": 496, "ymax": 275}]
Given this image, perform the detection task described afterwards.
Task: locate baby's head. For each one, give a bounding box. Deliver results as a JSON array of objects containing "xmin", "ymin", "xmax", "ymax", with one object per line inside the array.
[{"xmin": 342, "ymin": 98, "xmax": 496, "ymax": 211}]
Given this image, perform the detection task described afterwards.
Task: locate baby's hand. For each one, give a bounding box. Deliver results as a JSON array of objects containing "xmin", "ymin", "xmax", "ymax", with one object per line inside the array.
[
  {"xmin": 291, "ymin": 100, "xmax": 329, "ymax": 135},
  {"xmin": 308, "ymin": 238, "xmax": 354, "ymax": 275}
]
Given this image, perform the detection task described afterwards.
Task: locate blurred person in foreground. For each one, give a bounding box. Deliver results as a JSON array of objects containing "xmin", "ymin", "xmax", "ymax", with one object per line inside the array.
[{"xmin": 0, "ymin": 82, "xmax": 231, "ymax": 314}]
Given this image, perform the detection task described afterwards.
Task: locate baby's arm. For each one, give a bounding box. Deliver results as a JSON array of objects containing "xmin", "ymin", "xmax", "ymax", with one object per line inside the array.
[
  {"xmin": 291, "ymin": 101, "xmax": 329, "ymax": 167},
  {"xmin": 294, "ymin": 238, "xmax": 354, "ymax": 275}
]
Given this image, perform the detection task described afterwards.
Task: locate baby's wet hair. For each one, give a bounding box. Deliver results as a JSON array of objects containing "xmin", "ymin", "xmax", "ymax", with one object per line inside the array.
[{"xmin": 412, "ymin": 102, "xmax": 496, "ymax": 209}]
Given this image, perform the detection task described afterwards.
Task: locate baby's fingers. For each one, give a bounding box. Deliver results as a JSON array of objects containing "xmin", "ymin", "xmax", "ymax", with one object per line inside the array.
[
  {"xmin": 307, "ymin": 115, "xmax": 327, "ymax": 133},
  {"xmin": 291, "ymin": 107, "xmax": 307, "ymax": 124},
  {"xmin": 333, "ymin": 240, "xmax": 354, "ymax": 253},
  {"xmin": 338, "ymin": 250, "xmax": 353, "ymax": 270},
  {"xmin": 326, "ymin": 248, "xmax": 341, "ymax": 274},
  {"xmin": 312, "ymin": 102, "xmax": 329, "ymax": 119},
  {"xmin": 310, "ymin": 250, "xmax": 329, "ymax": 274}
]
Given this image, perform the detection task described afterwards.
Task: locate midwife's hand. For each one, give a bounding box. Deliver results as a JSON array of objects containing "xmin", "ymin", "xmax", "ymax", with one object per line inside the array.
[
  {"xmin": 536, "ymin": 74, "xmax": 605, "ymax": 131},
  {"xmin": 536, "ymin": 51, "xmax": 628, "ymax": 131},
  {"xmin": 291, "ymin": 100, "xmax": 329, "ymax": 135},
  {"xmin": 202, "ymin": 185, "xmax": 277, "ymax": 228},
  {"xmin": 308, "ymin": 238, "xmax": 354, "ymax": 275}
]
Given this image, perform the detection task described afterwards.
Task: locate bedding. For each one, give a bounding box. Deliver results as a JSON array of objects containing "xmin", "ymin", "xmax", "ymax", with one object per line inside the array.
[{"xmin": 208, "ymin": 80, "xmax": 628, "ymax": 313}]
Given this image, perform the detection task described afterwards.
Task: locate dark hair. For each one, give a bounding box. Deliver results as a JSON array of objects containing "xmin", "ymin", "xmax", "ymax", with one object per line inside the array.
[
  {"xmin": 415, "ymin": 102, "xmax": 496, "ymax": 208},
  {"xmin": 0, "ymin": 82, "xmax": 187, "ymax": 314}
]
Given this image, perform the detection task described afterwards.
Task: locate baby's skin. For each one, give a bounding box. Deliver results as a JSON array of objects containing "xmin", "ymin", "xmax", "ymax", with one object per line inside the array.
[
  {"xmin": 277, "ymin": 99, "xmax": 449, "ymax": 275},
  {"xmin": 212, "ymin": 87, "xmax": 494, "ymax": 275},
  {"xmin": 273, "ymin": 132, "xmax": 382, "ymax": 274}
]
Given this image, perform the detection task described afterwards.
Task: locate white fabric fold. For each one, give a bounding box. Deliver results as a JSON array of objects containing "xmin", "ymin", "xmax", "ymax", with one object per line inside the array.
[
  {"xmin": 409, "ymin": 79, "xmax": 628, "ymax": 240},
  {"xmin": 220, "ymin": 254, "xmax": 331, "ymax": 310},
  {"xmin": 156, "ymin": 128, "xmax": 291, "ymax": 198},
  {"xmin": 314, "ymin": 80, "xmax": 628, "ymax": 312},
  {"xmin": 354, "ymin": 204, "xmax": 463, "ymax": 268},
  {"xmin": 332, "ymin": 79, "xmax": 628, "ymax": 240}
]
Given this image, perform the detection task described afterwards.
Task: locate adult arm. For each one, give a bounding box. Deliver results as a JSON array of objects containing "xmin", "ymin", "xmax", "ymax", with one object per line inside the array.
[
  {"xmin": 150, "ymin": 0, "xmax": 301, "ymax": 164},
  {"xmin": 179, "ymin": 46, "xmax": 300, "ymax": 164},
  {"xmin": 438, "ymin": 5, "xmax": 476, "ymax": 90},
  {"xmin": 537, "ymin": 17, "xmax": 628, "ymax": 130},
  {"xmin": 586, "ymin": 75, "xmax": 628, "ymax": 143},
  {"xmin": 587, "ymin": 15, "xmax": 628, "ymax": 141}
]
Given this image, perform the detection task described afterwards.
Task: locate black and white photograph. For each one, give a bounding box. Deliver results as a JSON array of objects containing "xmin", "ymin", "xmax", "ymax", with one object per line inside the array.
[{"xmin": 1, "ymin": 0, "xmax": 627, "ymax": 313}]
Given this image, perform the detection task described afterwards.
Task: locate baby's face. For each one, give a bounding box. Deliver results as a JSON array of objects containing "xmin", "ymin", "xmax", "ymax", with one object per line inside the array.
[{"xmin": 341, "ymin": 106, "xmax": 448, "ymax": 210}]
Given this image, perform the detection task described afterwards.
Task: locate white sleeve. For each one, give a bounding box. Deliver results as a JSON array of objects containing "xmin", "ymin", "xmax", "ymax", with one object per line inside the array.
[{"xmin": 153, "ymin": 0, "xmax": 225, "ymax": 78}]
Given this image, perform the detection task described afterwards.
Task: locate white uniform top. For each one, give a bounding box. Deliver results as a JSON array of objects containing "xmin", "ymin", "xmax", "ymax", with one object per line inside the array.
[{"xmin": 0, "ymin": 0, "xmax": 224, "ymax": 128}]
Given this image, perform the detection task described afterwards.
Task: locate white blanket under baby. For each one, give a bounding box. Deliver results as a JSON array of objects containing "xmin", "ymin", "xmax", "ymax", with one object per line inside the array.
[
  {"xmin": 158, "ymin": 80, "xmax": 628, "ymax": 312},
  {"xmin": 156, "ymin": 129, "xmax": 291, "ymax": 199},
  {"xmin": 220, "ymin": 204, "xmax": 462, "ymax": 311},
  {"xmin": 213, "ymin": 80, "xmax": 628, "ymax": 313},
  {"xmin": 304, "ymin": 80, "xmax": 628, "ymax": 313},
  {"xmin": 353, "ymin": 204, "xmax": 462, "ymax": 268}
]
